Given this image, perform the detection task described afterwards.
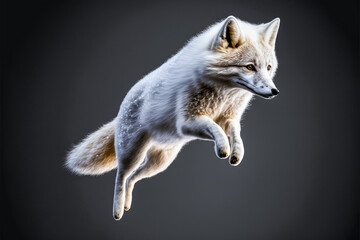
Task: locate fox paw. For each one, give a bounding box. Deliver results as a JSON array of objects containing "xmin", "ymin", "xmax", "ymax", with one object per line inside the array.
[
  {"xmin": 217, "ymin": 149, "xmax": 229, "ymax": 159},
  {"xmin": 113, "ymin": 209, "xmax": 124, "ymax": 221},
  {"xmin": 229, "ymin": 154, "xmax": 244, "ymax": 166},
  {"xmin": 215, "ymin": 141, "xmax": 230, "ymax": 159},
  {"xmin": 215, "ymin": 145, "xmax": 230, "ymax": 159}
]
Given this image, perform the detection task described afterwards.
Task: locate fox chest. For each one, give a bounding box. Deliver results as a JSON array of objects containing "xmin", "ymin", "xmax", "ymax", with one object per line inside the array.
[{"xmin": 185, "ymin": 83, "xmax": 249, "ymax": 120}]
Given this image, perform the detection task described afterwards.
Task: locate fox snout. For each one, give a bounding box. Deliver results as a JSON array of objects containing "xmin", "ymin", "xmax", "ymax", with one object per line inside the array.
[
  {"xmin": 255, "ymin": 85, "xmax": 280, "ymax": 99},
  {"xmin": 259, "ymin": 86, "xmax": 280, "ymax": 99},
  {"xmin": 257, "ymin": 86, "xmax": 279, "ymax": 99},
  {"xmin": 254, "ymin": 88, "xmax": 279, "ymax": 99},
  {"xmin": 234, "ymin": 77, "xmax": 279, "ymax": 99}
]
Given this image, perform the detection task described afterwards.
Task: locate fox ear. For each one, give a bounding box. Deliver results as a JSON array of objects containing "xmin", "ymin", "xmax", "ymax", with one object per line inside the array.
[
  {"xmin": 211, "ymin": 16, "xmax": 244, "ymax": 50},
  {"xmin": 263, "ymin": 18, "xmax": 280, "ymax": 47}
]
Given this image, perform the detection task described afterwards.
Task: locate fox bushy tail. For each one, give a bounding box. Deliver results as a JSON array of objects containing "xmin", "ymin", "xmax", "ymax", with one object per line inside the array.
[{"xmin": 66, "ymin": 119, "xmax": 117, "ymax": 175}]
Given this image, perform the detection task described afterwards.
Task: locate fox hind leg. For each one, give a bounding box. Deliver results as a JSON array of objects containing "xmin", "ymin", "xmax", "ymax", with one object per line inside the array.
[
  {"xmin": 113, "ymin": 131, "xmax": 151, "ymax": 220},
  {"xmin": 124, "ymin": 145, "xmax": 182, "ymax": 211}
]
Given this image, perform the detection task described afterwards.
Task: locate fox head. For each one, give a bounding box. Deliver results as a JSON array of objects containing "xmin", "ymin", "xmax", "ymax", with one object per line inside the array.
[{"xmin": 206, "ymin": 16, "xmax": 280, "ymax": 99}]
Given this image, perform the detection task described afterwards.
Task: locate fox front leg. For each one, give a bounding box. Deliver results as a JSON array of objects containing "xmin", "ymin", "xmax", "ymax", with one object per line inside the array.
[
  {"xmin": 225, "ymin": 119, "xmax": 244, "ymax": 166},
  {"xmin": 180, "ymin": 116, "xmax": 230, "ymax": 159}
]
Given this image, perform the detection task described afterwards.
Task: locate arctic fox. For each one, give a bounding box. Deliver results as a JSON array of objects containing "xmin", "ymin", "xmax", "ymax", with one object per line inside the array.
[{"xmin": 66, "ymin": 16, "xmax": 281, "ymax": 220}]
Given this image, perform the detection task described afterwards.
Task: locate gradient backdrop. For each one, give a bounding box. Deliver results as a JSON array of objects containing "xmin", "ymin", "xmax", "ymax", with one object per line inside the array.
[{"xmin": 1, "ymin": 0, "xmax": 359, "ymax": 239}]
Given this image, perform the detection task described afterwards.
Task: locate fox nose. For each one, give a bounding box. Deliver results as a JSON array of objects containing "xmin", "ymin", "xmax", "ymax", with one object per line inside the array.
[{"xmin": 271, "ymin": 88, "xmax": 279, "ymax": 96}]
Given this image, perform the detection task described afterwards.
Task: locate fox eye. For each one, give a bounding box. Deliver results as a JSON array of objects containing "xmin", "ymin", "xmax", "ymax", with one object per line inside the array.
[
  {"xmin": 246, "ymin": 64, "xmax": 256, "ymax": 71},
  {"xmin": 267, "ymin": 65, "xmax": 272, "ymax": 71}
]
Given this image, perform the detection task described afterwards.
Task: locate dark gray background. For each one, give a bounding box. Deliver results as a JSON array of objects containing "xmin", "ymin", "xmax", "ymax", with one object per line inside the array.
[{"xmin": 1, "ymin": 0, "xmax": 359, "ymax": 239}]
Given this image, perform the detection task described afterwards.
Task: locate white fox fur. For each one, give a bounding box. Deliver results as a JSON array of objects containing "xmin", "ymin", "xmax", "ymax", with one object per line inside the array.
[{"xmin": 66, "ymin": 16, "xmax": 280, "ymax": 220}]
